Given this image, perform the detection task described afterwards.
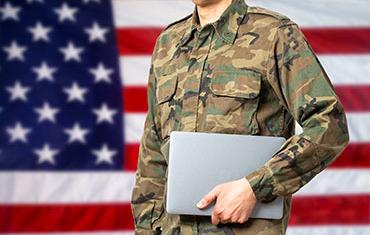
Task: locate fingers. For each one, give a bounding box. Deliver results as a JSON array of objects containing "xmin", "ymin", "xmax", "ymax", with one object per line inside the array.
[
  {"xmin": 197, "ymin": 186, "xmax": 219, "ymax": 209},
  {"xmin": 211, "ymin": 206, "xmax": 224, "ymax": 224}
]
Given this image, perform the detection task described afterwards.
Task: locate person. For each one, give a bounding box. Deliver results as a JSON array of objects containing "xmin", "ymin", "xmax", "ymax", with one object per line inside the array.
[{"xmin": 130, "ymin": 0, "xmax": 350, "ymax": 234}]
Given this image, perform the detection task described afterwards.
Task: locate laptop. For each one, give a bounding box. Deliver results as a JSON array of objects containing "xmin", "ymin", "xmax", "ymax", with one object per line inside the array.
[{"xmin": 166, "ymin": 131, "xmax": 286, "ymax": 219}]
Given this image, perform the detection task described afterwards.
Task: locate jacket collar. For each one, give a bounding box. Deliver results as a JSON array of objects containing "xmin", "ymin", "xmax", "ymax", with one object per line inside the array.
[{"xmin": 179, "ymin": 0, "xmax": 248, "ymax": 47}]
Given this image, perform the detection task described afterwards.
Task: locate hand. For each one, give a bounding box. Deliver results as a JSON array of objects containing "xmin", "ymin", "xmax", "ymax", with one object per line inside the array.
[{"xmin": 196, "ymin": 178, "xmax": 257, "ymax": 225}]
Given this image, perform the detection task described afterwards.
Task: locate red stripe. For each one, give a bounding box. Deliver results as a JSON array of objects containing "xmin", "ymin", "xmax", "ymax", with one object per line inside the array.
[
  {"xmin": 123, "ymin": 86, "xmax": 148, "ymax": 113},
  {"xmin": 124, "ymin": 143, "xmax": 370, "ymax": 171},
  {"xmin": 335, "ymin": 85, "xmax": 370, "ymax": 112},
  {"xmin": 0, "ymin": 195, "xmax": 368, "ymax": 232},
  {"xmin": 289, "ymin": 195, "xmax": 370, "ymax": 225},
  {"xmin": 116, "ymin": 27, "xmax": 370, "ymax": 55},
  {"xmin": 0, "ymin": 203, "xmax": 133, "ymax": 232},
  {"xmin": 123, "ymin": 86, "xmax": 370, "ymax": 113},
  {"xmin": 331, "ymin": 143, "xmax": 370, "ymax": 168},
  {"xmin": 303, "ymin": 27, "xmax": 370, "ymax": 54},
  {"xmin": 116, "ymin": 27, "xmax": 161, "ymax": 55}
]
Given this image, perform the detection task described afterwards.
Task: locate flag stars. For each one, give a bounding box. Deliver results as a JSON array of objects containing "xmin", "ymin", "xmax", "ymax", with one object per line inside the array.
[
  {"xmin": 63, "ymin": 82, "xmax": 88, "ymax": 103},
  {"xmin": 59, "ymin": 41, "xmax": 84, "ymax": 62},
  {"xmin": 93, "ymin": 103, "xmax": 117, "ymax": 124},
  {"xmin": 6, "ymin": 80, "xmax": 31, "ymax": 102},
  {"xmin": 84, "ymin": 22, "xmax": 109, "ymax": 43},
  {"xmin": 6, "ymin": 122, "xmax": 32, "ymax": 143},
  {"xmin": 54, "ymin": 3, "xmax": 78, "ymax": 23},
  {"xmin": 2, "ymin": 40, "xmax": 27, "ymax": 61},
  {"xmin": 92, "ymin": 143, "xmax": 117, "ymax": 165},
  {"xmin": 27, "ymin": 21, "xmax": 53, "ymax": 42},
  {"xmin": 89, "ymin": 62, "xmax": 114, "ymax": 83},
  {"xmin": 34, "ymin": 143, "xmax": 59, "ymax": 165},
  {"xmin": 0, "ymin": 2, "xmax": 21, "ymax": 21},
  {"xmin": 32, "ymin": 61, "xmax": 57, "ymax": 82},
  {"xmin": 34, "ymin": 102, "xmax": 59, "ymax": 123},
  {"xmin": 64, "ymin": 123, "xmax": 89, "ymax": 144}
]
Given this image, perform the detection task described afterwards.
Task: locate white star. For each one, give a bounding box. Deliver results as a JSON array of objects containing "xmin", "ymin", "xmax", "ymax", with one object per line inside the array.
[
  {"xmin": 6, "ymin": 80, "xmax": 31, "ymax": 102},
  {"xmin": 89, "ymin": 62, "xmax": 113, "ymax": 83},
  {"xmin": 54, "ymin": 3, "xmax": 78, "ymax": 22},
  {"xmin": 83, "ymin": 0, "xmax": 101, "ymax": 3},
  {"xmin": 84, "ymin": 22, "xmax": 109, "ymax": 43},
  {"xmin": 34, "ymin": 143, "xmax": 59, "ymax": 165},
  {"xmin": 63, "ymin": 82, "xmax": 88, "ymax": 103},
  {"xmin": 32, "ymin": 61, "xmax": 57, "ymax": 82},
  {"xmin": 26, "ymin": 0, "xmax": 44, "ymax": 3},
  {"xmin": 2, "ymin": 40, "xmax": 27, "ymax": 61},
  {"xmin": 92, "ymin": 143, "xmax": 117, "ymax": 165},
  {"xmin": 92, "ymin": 103, "xmax": 117, "ymax": 124},
  {"xmin": 6, "ymin": 122, "xmax": 31, "ymax": 143},
  {"xmin": 27, "ymin": 21, "xmax": 52, "ymax": 42},
  {"xmin": 0, "ymin": 2, "xmax": 21, "ymax": 21},
  {"xmin": 64, "ymin": 122, "xmax": 89, "ymax": 144},
  {"xmin": 34, "ymin": 102, "xmax": 59, "ymax": 123},
  {"xmin": 59, "ymin": 41, "xmax": 84, "ymax": 62}
]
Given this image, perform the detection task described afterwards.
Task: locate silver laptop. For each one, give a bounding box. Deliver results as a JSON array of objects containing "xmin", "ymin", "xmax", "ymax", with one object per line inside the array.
[{"xmin": 166, "ymin": 131, "xmax": 286, "ymax": 219}]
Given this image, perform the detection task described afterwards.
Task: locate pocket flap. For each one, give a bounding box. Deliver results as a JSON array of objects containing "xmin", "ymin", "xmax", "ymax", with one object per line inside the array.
[
  {"xmin": 155, "ymin": 66, "xmax": 178, "ymax": 104},
  {"xmin": 210, "ymin": 68, "xmax": 261, "ymax": 99}
]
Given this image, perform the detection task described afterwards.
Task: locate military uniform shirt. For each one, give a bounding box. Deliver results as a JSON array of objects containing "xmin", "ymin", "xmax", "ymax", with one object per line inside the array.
[{"xmin": 130, "ymin": 0, "xmax": 350, "ymax": 234}]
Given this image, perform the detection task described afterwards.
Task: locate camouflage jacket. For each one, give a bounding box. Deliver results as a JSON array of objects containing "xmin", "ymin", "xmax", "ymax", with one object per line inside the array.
[{"xmin": 131, "ymin": 0, "xmax": 349, "ymax": 234}]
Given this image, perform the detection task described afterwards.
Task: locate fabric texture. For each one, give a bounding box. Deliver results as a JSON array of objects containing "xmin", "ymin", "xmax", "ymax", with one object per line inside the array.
[{"xmin": 131, "ymin": 0, "xmax": 350, "ymax": 234}]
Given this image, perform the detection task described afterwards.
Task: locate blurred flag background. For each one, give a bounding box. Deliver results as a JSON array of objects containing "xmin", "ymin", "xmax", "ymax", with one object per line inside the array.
[{"xmin": 0, "ymin": 0, "xmax": 369, "ymax": 234}]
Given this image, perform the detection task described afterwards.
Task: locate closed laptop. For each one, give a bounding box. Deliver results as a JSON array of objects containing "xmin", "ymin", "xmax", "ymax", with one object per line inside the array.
[{"xmin": 166, "ymin": 131, "xmax": 286, "ymax": 219}]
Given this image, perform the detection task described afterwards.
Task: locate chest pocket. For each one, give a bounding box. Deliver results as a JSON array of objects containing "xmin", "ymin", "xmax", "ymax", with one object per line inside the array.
[
  {"xmin": 206, "ymin": 67, "xmax": 262, "ymax": 134},
  {"xmin": 155, "ymin": 65, "xmax": 178, "ymax": 140},
  {"xmin": 210, "ymin": 68, "xmax": 261, "ymax": 99}
]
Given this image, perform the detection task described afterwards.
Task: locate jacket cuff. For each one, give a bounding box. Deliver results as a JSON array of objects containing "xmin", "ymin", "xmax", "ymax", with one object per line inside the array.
[{"xmin": 245, "ymin": 165, "xmax": 278, "ymax": 203}]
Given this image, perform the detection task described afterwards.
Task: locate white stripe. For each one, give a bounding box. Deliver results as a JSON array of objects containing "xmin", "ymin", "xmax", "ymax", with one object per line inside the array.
[
  {"xmin": 124, "ymin": 113, "xmax": 145, "ymax": 144},
  {"xmin": 347, "ymin": 113, "xmax": 370, "ymax": 143},
  {"xmin": 287, "ymin": 226, "xmax": 370, "ymax": 235},
  {"xmin": 120, "ymin": 56, "xmax": 151, "ymax": 86},
  {"xmin": 124, "ymin": 112, "xmax": 370, "ymax": 143},
  {"xmin": 120, "ymin": 55, "xmax": 370, "ymax": 86},
  {"xmin": 112, "ymin": 0, "xmax": 370, "ymax": 27},
  {"xmin": 319, "ymin": 55, "xmax": 370, "ymax": 85},
  {"xmin": 295, "ymin": 169, "xmax": 370, "ymax": 196},
  {"xmin": 112, "ymin": 0, "xmax": 194, "ymax": 27},
  {"xmin": 0, "ymin": 172, "xmax": 135, "ymax": 203},
  {"xmin": 0, "ymin": 170, "xmax": 368, "ymax": 203}
]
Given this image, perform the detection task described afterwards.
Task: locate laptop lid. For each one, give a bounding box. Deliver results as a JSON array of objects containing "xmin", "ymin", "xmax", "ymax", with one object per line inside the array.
[{"xmin": 166, "ymin": 131, "xmax": 286, "ymax": 219}]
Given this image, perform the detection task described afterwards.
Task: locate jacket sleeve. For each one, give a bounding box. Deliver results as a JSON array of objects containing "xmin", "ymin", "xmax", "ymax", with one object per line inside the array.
[
  {"xmin": 130, "ymin": 40, "xmax": 167, "ymax": 234},
  {"xmin": 245, "ymin": 22, "xmax": 350, "ymax": 202}
]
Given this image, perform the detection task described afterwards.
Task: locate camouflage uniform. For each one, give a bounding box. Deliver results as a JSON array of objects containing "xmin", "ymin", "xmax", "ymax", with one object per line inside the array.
[{"xmin": 130, "ymin": 0, "xmax": 349, "ymax": 234}]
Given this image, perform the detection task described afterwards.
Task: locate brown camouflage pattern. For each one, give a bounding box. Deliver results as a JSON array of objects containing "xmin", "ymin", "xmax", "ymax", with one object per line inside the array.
[{"xmin": 130, "ymin": 0, "xmax": 350, "ymax": 234}]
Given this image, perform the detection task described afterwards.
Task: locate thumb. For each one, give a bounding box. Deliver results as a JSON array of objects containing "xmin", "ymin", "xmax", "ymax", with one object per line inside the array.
[{"xmin": 197, "ymin": 187, "xmax": 219, "ymax": 209}]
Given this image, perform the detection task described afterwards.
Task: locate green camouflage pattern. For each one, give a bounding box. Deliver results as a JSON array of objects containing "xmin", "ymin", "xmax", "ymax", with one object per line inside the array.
[{"xmin": 130, "ymin": 0, "xmax": 350, "ymax": 234}]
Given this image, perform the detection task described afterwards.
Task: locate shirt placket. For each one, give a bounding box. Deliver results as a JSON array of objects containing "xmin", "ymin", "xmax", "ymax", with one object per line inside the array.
[{"xmin": 181, "ymin": 25, "xmax": 215, "ymax": 133}]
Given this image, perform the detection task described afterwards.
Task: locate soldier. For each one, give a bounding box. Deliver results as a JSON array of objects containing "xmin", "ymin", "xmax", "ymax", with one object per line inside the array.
[{"xmin": 130, "ymin": 0, "xmax": 349, "ymax": 234}]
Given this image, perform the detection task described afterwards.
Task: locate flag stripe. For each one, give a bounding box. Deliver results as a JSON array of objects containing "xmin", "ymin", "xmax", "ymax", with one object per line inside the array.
[
  {"xmin": 122, "ymin": 86, "xmax": 370, "ymax": 113},
  {"xmin": 1, "ymin": 195, "xmax": 369, "ymax": 232},
  {"xmin": 0, "ymin": 204, "xmax": 134, "ymax": 232},
  {"xmin": 290, "ymin": 195, "xmax": 370, "ymax": 225},
  {"xmin": 120, "ymin": 55, "xmax": 370, "ymax": 86},
  {"xmin": 0, "ymin": 171, "xmax": 368, "ymax": 203},
  {"xmin": 123, "ymin": 113, "xmax": 370, "ymax": 144},
  {"xmin": 112, "ymin": 0, "xmax": 370, "ymax": 28},
  {"xmin": 303, "ymin": 27, "xmax": 370, "ymax": 54},
  {"xmin": 286, "ymin": 226, "xmax": 370, "ymax": 235},
  {"xmin": 116, "ymin": 28, "xmax": 370, "ymax": 55},
  {"xmin": 123, "ymin": 142, "xmax": 370, "ymax": 171}
]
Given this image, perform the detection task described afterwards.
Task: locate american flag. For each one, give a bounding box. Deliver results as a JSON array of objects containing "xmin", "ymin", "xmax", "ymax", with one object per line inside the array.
[{"xmin": 0, "ymin": 0, "xmax": 369, "ymax": 234}]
